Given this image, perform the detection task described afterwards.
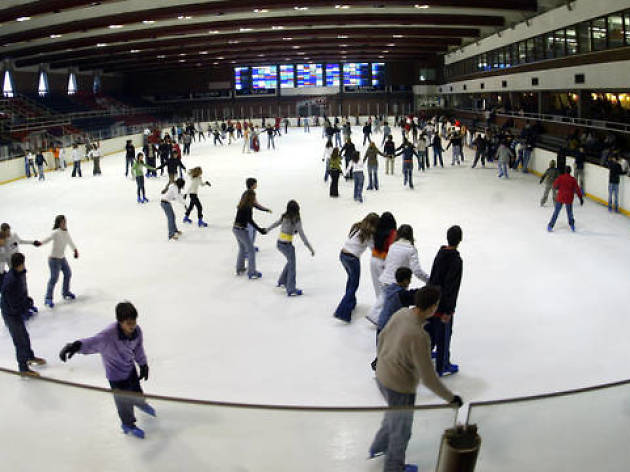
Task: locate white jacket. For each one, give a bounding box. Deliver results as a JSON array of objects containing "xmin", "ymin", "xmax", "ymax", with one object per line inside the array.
[{"xmin": 379, "ymin": 239, "xmax": 429, "ymax": 285}]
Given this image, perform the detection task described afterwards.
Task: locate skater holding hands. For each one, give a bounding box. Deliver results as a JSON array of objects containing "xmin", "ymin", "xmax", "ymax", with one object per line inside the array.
[
  {"xmin": 59, "ymin": 301, "xmax": 154, "ymax": 439},
  {"xmin": 183, "ymin": 167, "xmax": 211, "ymax": 228},
  {"xmin": 233, "ymin": 190, "xmax": 267, "ymax": 279},
  {"xmin": 40, "ymin": 215, "xmax": 78, "ymax": 308},
  {"xmin": 266, "ymin": 200, "xmax": 315, "ymax": 296},
  {"xmin": 160, "ymin": 178, "xmax": 186, "ymax": 240}
]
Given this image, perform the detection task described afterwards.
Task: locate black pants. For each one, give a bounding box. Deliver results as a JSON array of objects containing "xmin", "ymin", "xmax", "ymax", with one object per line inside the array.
[
  {"xmin": 329, "ymin": 169, "xmax": 341, "ymax": 197},
  {"xmin": 136, "ymin": 176, "xmax": 145, "ymax": 199},
  {"xmin": 363, "ymin": 134, "xmax": 371, "ymax": 146},
  {"xmin": 214, "ymin": 136, "xmax": 223, "ymax": 145},
  {"xmin": 71, "ymin": 161, "xmax": 82, "ymax": 177},
  {"xmin": 183, "ymin": 143, "xmax": 190, "ymax": 155},
  {"xmin": 125, "ymin": 157, "xmax": 134, "ymax": 176},
  {"xmin": 472, "ymin": 150, "xmax": 486, "ymax": 168},
  {"xmin": 425, "ymin": 316, "xmax": 453, "ymax": 373},
  {"xmin": 109, "ymin": 369, "xmax": 148, "ymax": 427},
  {"xmin": 2, "ymin": 313, "xmax": 34, "ymax": 371},
  {"xmin": 185, "ymin": 193, "xmax": 203, "ymax": 219},
  {"xmin": 146, "ymin": 158, "xmax": 157, "ymax": 176},
  {"xmin": 159, "ymin": 156, "xmax": 167, "ymax": 175}
]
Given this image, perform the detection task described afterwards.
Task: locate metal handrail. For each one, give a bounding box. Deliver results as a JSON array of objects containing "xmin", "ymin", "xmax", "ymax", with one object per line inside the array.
[
  {"xmin": 0, "ymin": 366, "xmax": 454, "ymax": 412},
  {"xmin": 465, "ymin": 378, "xmax": 630, "ymax": 425}
]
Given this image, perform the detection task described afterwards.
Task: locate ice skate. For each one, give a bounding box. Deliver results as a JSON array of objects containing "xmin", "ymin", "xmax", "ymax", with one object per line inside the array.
[
  {"xmin": 28, "ymin": 357, "xmax": 47, "ymax": 366},
  {"xmin": 19, "ymin": 368, "xmax": 40, "ymax": 378},
  {"xmin": 137, "ymin": 403, "xmax": 156, "ymax": 417},
  {"xmin": 570, "ymin": 223, "xmax": 575, "ymax": 232},
  {"xmin": 287, "ymin": 289, "xmax": 303, "ymax": 297},
  {"xmin": 404, "ymin": 464, "xmax": 419, "ymax": 472},
  {"xmin": 137, "ymin": 197, "xmax": 142, "ymax": 204},
  {"xmin": 44, "ymin": 298, "xmax": 54, "ymax": 308},
  {"xmin": 142, "ymin": 197, "xmax": 149, "ymax": 203},
  {"xmin": 248, "ymin": 271, "xmax": 262, "ymax": 280},
  {"xmin": 236, "ymin": 268, "xmax": 246, "ymax": 276},
  {"xmin": 438, "ymin": 363, "xmax": 459, "ymax": 377},
  {"xmin": 547, "ymin": 224, "xmax": 553, "ymax": 232},
  {"xmin": 183, "ymin": 216, "xmax": 192, "ymax": 224},
  {"xmin": 198, "ymin": 219, "xmax": 208, "ymax": 228},
  {"xmin": 121, "ymin": 424, "xmax": 145, "ymax": 439},
  {"xmin": 63, "ymin": 292, "xmax": 76, "ymax": 300}
]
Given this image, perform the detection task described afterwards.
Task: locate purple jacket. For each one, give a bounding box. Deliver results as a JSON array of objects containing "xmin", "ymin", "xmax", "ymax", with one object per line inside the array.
[{"xmin": 79, "ymin": 323, "xmax": 147, "ymax": 382}]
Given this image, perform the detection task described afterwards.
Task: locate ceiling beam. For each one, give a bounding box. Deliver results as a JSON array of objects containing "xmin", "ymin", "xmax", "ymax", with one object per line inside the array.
[{"xmin": 0, "ymin": 0, "xmax": 119, "ymax": 23}]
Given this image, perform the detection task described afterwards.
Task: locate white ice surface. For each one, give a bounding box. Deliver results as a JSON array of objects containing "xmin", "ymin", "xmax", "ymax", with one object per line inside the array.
[{"xmin": 1, "ymin": 127, "xmax": 629, "ymax": 409}]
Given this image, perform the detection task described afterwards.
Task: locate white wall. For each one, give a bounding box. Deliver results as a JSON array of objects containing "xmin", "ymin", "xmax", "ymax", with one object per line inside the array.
[
  {"xmin": 0, "ymin": 133, "xmax": 144, "ymax": 184},
  {"xmin": 445, "ymin": 0, "xmax": 630, "ymax": 64},
  {"xmin": 281, "ymin": 87, "xmax": 339, "ymax": 97},
  {"xmin": 529, "ymin": 147, "xmax": 628, "ymax": 212},
  {"xmin": 441, "ymin": 59, "xmax": 630, "ymax": 94}
]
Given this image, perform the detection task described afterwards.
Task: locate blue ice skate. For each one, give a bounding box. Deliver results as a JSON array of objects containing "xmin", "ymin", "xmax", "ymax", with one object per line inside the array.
[
  {"xmin": 183, "ymin": 216, "xmax": 193, "ymax": 224},
  {"xmin": 142, "ymin": 197, "xmax": 149, "ymax": 203},
  {"xmin": 137, "ymin": 197, "xmax": 142, "ymax": 204},
  {"xmin": 438, "ymin": 364, "xmax": 459, "ymax": 377},
  {"xmin": 44, "ymin": 299, "xmax": 54, "ymax": 308},
  {"xmin": 137, "ymin": 403, "xmax": 156, "ymax": 417},
  {"xmin": 404, "ymin": 465, "xmax": 418, "ymax": 472},
  {"xmin": 248, "ymin": 271, "xmax": 262, "ymax": 280},
  {"xmin": 287, "ymin": 289, "xmax": 303, "ymax": 297},
  {"xmin": 198, "ymin": 219, "xmax": 208, "ymax": 228},
  {"xmin": 63, "ymin": 292, "xmax": 76, "ymax": 300},
  {"xmin": 121, "ymin": 424, "xmax": 145, "ymax": 439}
]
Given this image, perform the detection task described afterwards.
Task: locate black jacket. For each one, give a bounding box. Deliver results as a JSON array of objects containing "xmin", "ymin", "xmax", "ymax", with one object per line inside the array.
[
  {"xmin": 157, "ymin": 157, "xmax": 185, "ymax": 174},
  {"xmin": 125, "ymin": 143, "xmax": 135, "ymax": 159},
  {"xmin": 35, "ymin": 153, "xmax": 47, "ymax": 166},
  {"xmin": 428, "ymin": 246, "xmax": 463, "ymax": 315},
  {"xmin": 383, "ymin": 141, "xmax": 396, "ymax": 155},
  {"xmin": 609, "ymin": 162, "xmax": 624, "ymax": 184},
  {"xmin": 1, "ymin": 269, "xmax": 31, "ymax": 318}
]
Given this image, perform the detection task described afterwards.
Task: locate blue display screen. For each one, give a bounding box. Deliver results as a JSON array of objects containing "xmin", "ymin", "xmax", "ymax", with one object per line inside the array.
[
  {"xmin": 251, "ymin": 65, "xmax": 277, "ymax": 89},
  {"xmin": 343, "ymin": 63, "xmax": 369, "ymax": 86},
  {"xmin": 279, "ymin": 65, "xmax": 295, "ymax": 88},
  {"xmin": 325, "ymin": 64, "xmax": 340, "ymax": 87},
  {"xmin": 372, "ymin": 62, "xmax": 385, "ymax": 87},
  {"xmin": 297, "ymin": 63, "xmax": 323, "ymax": 87}
]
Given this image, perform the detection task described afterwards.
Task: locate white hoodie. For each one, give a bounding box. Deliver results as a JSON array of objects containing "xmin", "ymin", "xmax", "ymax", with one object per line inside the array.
[{"xmin": 379, "ymin": 238, "xmax": 429, "ymax": 285}]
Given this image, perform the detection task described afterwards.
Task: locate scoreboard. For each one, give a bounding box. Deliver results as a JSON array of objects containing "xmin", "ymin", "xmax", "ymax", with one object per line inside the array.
[
  {"xmin": 343, "ymin": 63, "xmax": 370, "ymax": 86},
  {"xmin": 296, "ymin": 63, "xmax": 323, "ymax": 87}
]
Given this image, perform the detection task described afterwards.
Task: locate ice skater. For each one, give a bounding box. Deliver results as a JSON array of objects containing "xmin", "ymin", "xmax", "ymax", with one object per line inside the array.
[
  {"xmin": 547, "ymin": 167, "xmax": 583, "ymax": 232},
  {"xmin": 539, "ymin": 160, "xmax": 559, "ymax": 206},
  {"xmin": 125, "ymin": 140, "xmax": 135, "ymax": 177},
  {"xmin": 364, "ymin": 141, "xmax": 384, "ymax": 191},
  {"xmin": 243, "ymin": 178, "xmax": 272, "ymax": 254},
  {"xmin": 233, "ymin": 189, "xmax": 267, "ymax": 279},
  {"xmin": 90, "ymin": 142, "xmax": 102, "ymax": 175},
  {"xmin": 35, "ymin": 149, "xmax": 47, "ymax": 181},
  {"xmin": 369, "ymin": 286, "xmax": 462, "ymax": 471},
  {"xmin": 365, "ymin": 212, "xmax": 397, "ymax": 325},
  {"xmin": 71, "ymin": 144, "xmax": 82, "ymax": 177},
  {"xmin": 157, "ymin": 152, "xmax": 186, "ymax": 183},
  {"xmin": 431, "ymin": 133, "xmax": 444, "ymax": 168},
  {"xmin": 132, "ymin": 152, "xmax": 155, "ymax": 204},
  {"xmin": 1, "ymin": 252, "xmax": 46, "ymax": 376},
  {"xmin": 323, "ymin": 140, "xmax": 333, "ymax": 182},
  {"xmin": 425, "ymin": 225, "xmax": 463, "ymax": 376},
  {"xmin": 345, "ymin": 151, "xmax": 365, "ymax": 203},
  {"xmin": 328, "ymin": 148, "xmax": 342, "ymax": 198},
  {"xmin": 183, "ymin": 167, "xmax": 211, "ymax": 228},
  {"xmin": 395, "ymin": 140, "xmax": 420, "ymax": 189},
  {"xmin": 362, "ymin": 122, "xmax": 372, "ymax": 146},
  {"xmin": 496, "ymin": 140, "xmax": 513, "ymax": 179},
  {"xmin": 333, "ymin": 213, "xmax": 379, "ymax": 323},
  {"xmin": 607, "ymin": 156, "xmax": 624, "ymax": 213},
  {"xmin": 383, "ymin": 135, "xmax": 396, "ymax": 175},
  {"xmin": 59, "ymin": 301, "xmax": 154, "ymax": 439},
  {"xmin": 266, "ymin": 200, "xmax": 315, "ymax": 296},
  {"xmin": 160, "ymin": 178, "xmax": 186, "ymax": 240},
  {"xmin": 40, "ymin": 215, "xmax": 78, "ymax": 308}
]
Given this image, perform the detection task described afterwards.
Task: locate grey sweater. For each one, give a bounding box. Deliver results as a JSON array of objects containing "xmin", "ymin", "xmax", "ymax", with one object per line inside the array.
[
  {"xmin": 376, "ymin": 307, "xmax": 455, "ymax": 399},
  {"xmin": 267, "ymin": 217, "xmax": 314, "ymax": 253}
]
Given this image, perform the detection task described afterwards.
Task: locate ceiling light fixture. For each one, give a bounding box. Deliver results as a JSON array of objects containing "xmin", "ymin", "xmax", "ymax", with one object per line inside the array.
[
  {"xmin": 292, "ymin": 45, "xmax": 300, "ymax": 49},
  {"xmin": 142, "ymin": 20, "xmax": 155, "ymax": 24},
  {"xmin": 253, "ymin": 9, "xmax": 269, "ymax": 13},
  {"xmin": 213, "ymin": 61, "xmax": 219, "ymax": 65},
  {"xmin": 177, "ymin": 15, "xmax": 193, "ymax": 20},
  {"xmin": 16, "ymin": 16, "xmax": 31, "ymax": 22},
  {"xmin": 130, "ymin": 49, "xmax": 140, "ymax": 53},
  {"xmin": 272, "ymin": 26, "xmax": 284, "ymax": 30},
  {"xmin": 337, "ymin": 35, "xmax": 349, "ymax": 39},
  {"xmin": 283, "ymin": 37, "xmax": 293, "ymax": 41},
  {"xmin": 50, "ymin": 34, "xmax": 62, "ymax": 39},
  {"xmin": 108, "ymin": 24, "xmax": 123, "ymax": 29},
  {"xmin": 228, "ymin": 40, "xmax": 240, "ymax": 44},
  {"xmin": 96, "ymin": 43, "xmax": 107, "ymax": 47},
  {"xmin": 208, "ymin": 30, "xmax": 220, "ymax": 34},
  {"xmin": 335, "ymin": 4, "xmax": 350, "ymax": 8},
  {"xmin": 393, "ymin": 34, "xmax": 404, "ymax": 38},
  {"xmin": 179, "ymin": 53, "xmax": 187, "ymax": 56},
  {"xmin": 414, "ymin": 4, "xmax": 430, "ymax": 8},
  {"xmin": 157, "ymin": 55, "xmax": 166, "ymax": 58},
  {"xmin": 200, "ymin": 51, "xmax": 208, "ymax": 54},
  {"xmin": 240, "ymin": 27, "xmax": 253, "ymax": 32},
  {"xmin": 179, "ymin": 59, "xmax": 186, "ymax": 62},
  {"xmin": 294, "ymin": 6, "xmax": 309, "ymax": 10}
]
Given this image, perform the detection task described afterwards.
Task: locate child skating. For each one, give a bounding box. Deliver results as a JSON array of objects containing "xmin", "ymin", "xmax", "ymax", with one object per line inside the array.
[
  {"xmin": 59, "ymin": 301, "xmax": 154, "ymax": 439},
  {"xmin": 160, "ymin": 178, "xmax": 186, "ymax": 240},
  {"xmin": 539, "ymin": 160, "xmax": 559, "ymax": 206},
  {"xmin": 39, "ymin": 215, "xmax": 79, "ymax": 308},
  {"xmin": 265, "ymin": 200, "xmax": 315, "ymax": 296},
  {"xmin": 132, "ymin": 152, "xmax": 155, "ymax": 204},
  {"xmin": 183, "ymin": 167, "xmax": 211, "ymax": 228}
]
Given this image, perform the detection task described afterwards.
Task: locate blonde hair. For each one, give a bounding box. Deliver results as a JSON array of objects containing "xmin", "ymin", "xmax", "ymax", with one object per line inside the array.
[
  {"xmin": 349, "ymin": 213, "xmax": 379, "ymax": 243},
  {"xmin": 189, "ymin": 167, "xmax": 202, "ymax": 178}
]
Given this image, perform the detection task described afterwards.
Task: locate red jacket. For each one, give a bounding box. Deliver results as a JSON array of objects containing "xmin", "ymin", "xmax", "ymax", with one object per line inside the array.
[{"xmin": 553, "ymin": 173, "xmax": 582, "ymax": 204}]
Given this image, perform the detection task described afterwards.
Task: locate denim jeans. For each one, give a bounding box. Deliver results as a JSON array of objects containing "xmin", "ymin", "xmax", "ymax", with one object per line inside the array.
[
  {"xmin": 433, "ymin": 147, "xmax": 443, "ymax": 167},
  {"xmin": 109, "ymin": 369, "xmax": 149, "ymax": 427},
  {"xmin": 403, "ymin": 161, "xmax": 413, "ymax": 188},
  {"xmin": 497, "ymin": 162, "xmax": 509, "ymax": 178},
  {"xmin": 136, "ymin": 176, "xmax": 145, "ymax": 199},
  {"xmin": 608, "ymin": 183, "xmax": 619, "ymax": 210},
  {"xmin": 334, "ymin": 133, "xmax": 342, "ymax": 147},
  {"xmin": 522, "ymin": 149, "xmax": 532, "ymax": 172},
  {"xmin": 334, "ymin": 252, "xmax": 360, "ymax": 322},
  {"xmin": 267, "ymin": 135, "xmax": 275, "ymax": 149},
  {"xmin": 46, "ymin": 257, "xmax": 72, "ymax": 300},
  {"xmin": 370, "ymin": 379, "xmax": 416, "ymax": 472},
  {"xmin": 71, "ymin": 161, "xmax": 82, "ymax": 177},
  {"xmin": 416, "ymin": 151, "xmax": 426, "ymax": 171},
  {"xmin": 367, "ymin": 165, "xmax": 378, "ymax": 190},
  {"xmin": 277, "ymin": 241, "xmax": 296, "ymax": 293},
  {"xmin": 324, "ymin": 160, "xmax": 330, "ymax": 182},
  {"xmin": 353, "ymin": 171, "xmax": 364, "ymax": 202},
  {"xmin": 451, "ymin": 145, "xmax": 461, "ymax": 165},
  {"xmin": 549, "ymin": 202, "xmax": 574, "ymax": 228},
  {"xmin": 233, "ymin": 227, "xmax": 256, "ymax": 276},
  {"xmin": 160, "ymin": 201, "xmax": 177, "ymax": 238},
  {"xmin": 2, "ymin": 314, "xmax": 35, "ymax": 371}
]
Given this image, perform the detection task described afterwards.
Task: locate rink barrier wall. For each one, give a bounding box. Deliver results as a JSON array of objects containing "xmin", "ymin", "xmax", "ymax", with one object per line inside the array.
[
  {"xmin": 0, "ymin": 366, "xmax": 453, "ymax": 412},
  {"xmin": 0, "ymin": 133, "xmax": 145, "ymax": 185},
  {"xmin": 528, "ymin": 147, "xmax": 630, "ymax": 217}
]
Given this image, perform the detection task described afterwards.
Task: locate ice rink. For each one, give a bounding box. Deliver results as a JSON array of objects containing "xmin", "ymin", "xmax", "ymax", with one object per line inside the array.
[{"xmin": 1, "ymin": 125, "xmax": 629, "ymax": 406}]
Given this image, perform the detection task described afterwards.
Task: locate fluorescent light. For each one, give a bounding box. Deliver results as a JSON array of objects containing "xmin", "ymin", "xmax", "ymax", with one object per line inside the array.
[
  {"xmin": 157, "ymin": 55, "xmax": 166, "ymax": 58},
  {"xmin": 257, "ymin": 54, "xmax": 265, "ymax": 57},
  {"xmin": 199, "ymin": 51, "xmax": 208, "ymax": 55},
  {"xmin": 217, "ymin": 56, "xmax": 225, "ymax": 59},
  {"xmin": 213, "ymin": 62, "xmax": 219, "ymax": 65},
  {"xmin": 271, "ymin": 26, "xmax": 284, "ymax": 30},
  {"xmin": 179, "ymin": 53, "xmax": 187, "ymax": 56},
  {"xmin": 253, "ymin": 9, "xmax": 268, "ymax": 13},
  {"xmin": 130, "ymin": 49, "xmax": 140, "ymax": 53},
  {"xmin": 228, "ymin": 40, "xmax": 239, "ymax": 44},
  {"xmin": 142, "ymin": 20, "xmax": 155, "ymax": 24},
  {"xmin": 294, "ymin": 6, "xmax": 308, "ymax": 10},
  {"xmin": 393, "ymin": 34, "xmax": 404, "ymax": 38},
  {"xmin": 96, "ymin": 43, "xmax": 107, "ymax": 47},
  {"xmin": 108, "ymin": 24, "xmax": 123, "ymax": 29},
  {"xmin": 208, "ymin": 30, "xmax": 220, "ymax": 34},
  {"xmin": 414, "ymin": 4, "xmax": 429, "ymax": 8},
  {"xmin": 239, "ymin": 27, "xmax": 253, "ymax": 32},
  {"xmin": 292, "ymin": 45, "xmax": 300, "ymax": 49},
  {"xmin": 179, "ymin": 59, "xmax": 186, "ymax": 62},
  {"xmin": 337, "ymin": 35, "xmax": 349, "ymax": 39},
  {"xmin": 283, "ymin": 37, "xmax": 293, "ymax": 41},
  {"xmin": 335, "ymin": 4, "xmax": 350, "ymax": 8},
  {"xmin": 16, "ymin": 16, "xmax": 31, "ymax": 22},
  {"xmin": 177, "ymin": 15, "xmax": 192, "ymax": 20},
  {"xmin": 50, "ymin": 34, "xmax": 62, "ymax": 39}
]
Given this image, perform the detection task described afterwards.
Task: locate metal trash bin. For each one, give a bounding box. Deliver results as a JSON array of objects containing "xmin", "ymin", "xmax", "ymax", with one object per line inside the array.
[{"xmin": 436, "ymin": 424, "xmax": 481, "ymax": 472}]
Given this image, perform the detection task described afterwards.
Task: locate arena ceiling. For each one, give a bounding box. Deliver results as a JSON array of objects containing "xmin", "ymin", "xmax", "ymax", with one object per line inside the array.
[{"xmin": 0, "ymin": 0, "xmax": 567, "ymax": 73}]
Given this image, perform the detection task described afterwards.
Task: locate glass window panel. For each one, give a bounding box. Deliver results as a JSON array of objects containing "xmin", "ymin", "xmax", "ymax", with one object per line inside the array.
[
  {"xmin": 544, "ymin": 33, "xmax": 555, "ymax": 59},
  {"xmin": 608, "ymin": 15, "xmax": 624, "ymax": 48},
  {"xmin": 478, "ymin": 53, "xmax": 488, "ymax": 71},
  {"xmin": 511, "ymin": 43, "xmax": 519, "ymax": 65},
  {"xmin": 592, "ymin": 17, "xmax": 607, "ymax": 51},
  {"xmin": 498, "ymin": 48, "xmax": 505, "ymax": 68},
  {"xmin": 566, "ymin": 27, "xmax": 578, "ymax": 55},
  {"xmin": 491, "ymin": 50, "xmax": 499, "ymax": 69},
  {"xmin": 519, "ymin": 42, "xmax": 527, "ymax": 63},
  {"xmin": 625, "ymin": 13, "xmax": 630, "ymax": 46},
  {"xmin": 534, "ymin": 36, "xmax": 545, "ymax": 61},
  {"xmin": 527, "ymin": 38, "xmax": 536, "ymax": 61},
  {"xmin": 577, "ymin": 22, "xmax": 592, "ymax": 53},
  {"xmin": 553, "ymin": 29, "xmax": 566, "ymax": 57}
]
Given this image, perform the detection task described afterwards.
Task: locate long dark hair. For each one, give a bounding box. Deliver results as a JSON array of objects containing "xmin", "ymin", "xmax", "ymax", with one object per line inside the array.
[
  {"xmin": 53, "ymin": 215, "xmax": 66, "ymax": 230},
  {"xmin": 282, "ymin": 200, "xmax": 301, "ymax": 224},
  {"xmin": 373, "ymin": 212, "xmax": 397, "ymax": 251},
  {"xmin": 395, "ymin": 224, "xmax": 415, "ymax": 245}
]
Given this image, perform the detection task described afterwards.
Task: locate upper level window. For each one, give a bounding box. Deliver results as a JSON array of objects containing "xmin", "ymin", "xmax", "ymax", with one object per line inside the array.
[
  {"xmin": 3, "ymin": 70, "xmax": 14, "ymax": 98},
  {"xmin": 591, "ymin": 17, "xmax": 607, "ymax": 51},
  {"xmin": 68, "ymin": 72, "xmax": 77, "ymax": 95},
  {"xmin": 608, "ymin": 14, "xmax": 624, "ymax": 48}
]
